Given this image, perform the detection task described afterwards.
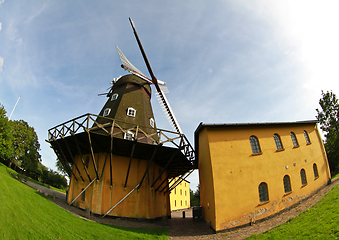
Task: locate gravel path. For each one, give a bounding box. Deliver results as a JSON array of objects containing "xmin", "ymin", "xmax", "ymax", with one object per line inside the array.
[{"xmin": 24, "ymin": 177, "xmax": 339, "ymax": 239}]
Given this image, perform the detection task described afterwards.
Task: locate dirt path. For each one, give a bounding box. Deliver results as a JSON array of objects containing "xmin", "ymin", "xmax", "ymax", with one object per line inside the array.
[{"xmin": 24, "ymin": 178, "xmax": 339, "ymax": 239}]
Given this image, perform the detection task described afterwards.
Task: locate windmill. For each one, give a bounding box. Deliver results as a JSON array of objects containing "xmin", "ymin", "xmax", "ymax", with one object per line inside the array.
[
  {"xmin": 47, "ymin": 18, "xmax": 195, "ymax": 220},
  {"xmin": 116, "ymin": 18, "xmax": 182, "ymax": 134}
]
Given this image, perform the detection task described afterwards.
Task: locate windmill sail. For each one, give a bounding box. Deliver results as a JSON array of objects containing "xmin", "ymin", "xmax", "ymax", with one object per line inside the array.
[
  {"xmin": 116, "ymin": 46, "xmax": 169, "ymax": 93},
  {"xmin": 126, "ymin": 17, "xmax": 182, "ymax": 133}
]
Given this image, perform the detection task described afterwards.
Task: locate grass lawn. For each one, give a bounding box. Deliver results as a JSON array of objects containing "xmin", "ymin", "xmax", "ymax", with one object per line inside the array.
[
  {"xmin": 0, "ymin": 163, "xmax": 167, "ymax": 239},
  {"xmin": 247, "ymin": 183, "xmax": 339, "ymax": 239}
]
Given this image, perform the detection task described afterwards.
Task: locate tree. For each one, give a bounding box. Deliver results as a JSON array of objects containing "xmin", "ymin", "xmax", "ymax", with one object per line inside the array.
[
  {"xmin": 190, "ymin": 184, "xmax": 200, "ymax": 206},
  {"xmin": 0, "ymin": 104, "xmax": 13, "ymax": 164},
  {"xmin": 55, "ymin": 157, "xmax": 72, "ymax": 178},
  {"xmin": 316, "ymin": 90, "xmax": 339, "ymax": 174},
  {"xmin": 10, "ymin": 120, "xmax": 42, "ymax": 179}
]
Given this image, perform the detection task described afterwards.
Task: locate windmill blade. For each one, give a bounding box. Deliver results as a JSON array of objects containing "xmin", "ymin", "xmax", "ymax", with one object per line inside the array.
[
  {"xmin": 116, "ymin": 45, "xmax": 169, "ymax": 92},
  {"xmin": 116, "ymin": 46, "xmax": 153, "ymax": 84},
  {"xmin": 128, "ymin": 17, "xmax": 182, "ymax": 133}
]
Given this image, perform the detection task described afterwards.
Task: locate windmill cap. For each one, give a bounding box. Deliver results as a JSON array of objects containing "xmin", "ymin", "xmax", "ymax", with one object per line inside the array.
[{"xmin": 113, "ymin": 74, "xmax": 152, "ymax": 95}]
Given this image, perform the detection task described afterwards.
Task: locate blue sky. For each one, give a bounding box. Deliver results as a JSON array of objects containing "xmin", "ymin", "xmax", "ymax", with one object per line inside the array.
[{"xmin": 1, "ymin": 1, "xmax": 339, "ymax": 190}]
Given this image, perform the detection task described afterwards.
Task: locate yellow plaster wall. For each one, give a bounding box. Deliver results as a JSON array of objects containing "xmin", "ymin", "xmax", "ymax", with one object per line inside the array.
[
  {"xmin": 67, "ymin": 152, "xmax": 170, "ymax": 219},
  {"xmin": 169, "ymin": 178, "xmax": 190, "ymax": 211},
  {"xmin": 198, "ymin": 128, "xmax": 217, "ymax": 229},
  {"xmin": 198, "ymin": 123, "xmax": 331, "ymax": 232}
]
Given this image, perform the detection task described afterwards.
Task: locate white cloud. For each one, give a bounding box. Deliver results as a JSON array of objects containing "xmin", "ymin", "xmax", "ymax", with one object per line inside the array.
[
  {"xmin": 0, "ymin": 0, "xmax": 4, "ymax": 6},
  {"xmin": 0, "ymin": 22, "xmax": 2, "ymax": 31},
  {"xmin": 0, "ymin": 57, "xmax": 3, "ymax": 72}
]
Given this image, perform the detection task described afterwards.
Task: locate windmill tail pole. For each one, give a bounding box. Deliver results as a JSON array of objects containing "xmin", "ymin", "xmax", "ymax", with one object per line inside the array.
[{"xmin": 9, "ymin": 95, "xmax": 21, "ymax": 120}]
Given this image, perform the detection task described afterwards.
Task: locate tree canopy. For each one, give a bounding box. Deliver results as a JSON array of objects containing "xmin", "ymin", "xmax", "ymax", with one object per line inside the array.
[
  {"xmin": 10, "ymin": 120, "xmax": 42, "ymax": 179},
  {"xmin": 0, "ymin": 104, "xmax": 13, "ymax": 162},
  {"xmin": 316, "ymin": 90, "xmax": 339, "ymax": 174}
]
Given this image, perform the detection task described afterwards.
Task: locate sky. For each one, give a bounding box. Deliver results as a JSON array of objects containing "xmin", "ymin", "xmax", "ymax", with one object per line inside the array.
[{"xmin": 1, "ymin": 0, "xmax": 339, "ymax": 191}]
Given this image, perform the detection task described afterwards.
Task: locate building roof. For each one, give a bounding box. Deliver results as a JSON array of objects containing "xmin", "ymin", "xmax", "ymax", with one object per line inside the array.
[{"xmin": 194, "ymin": 120, "xmax": 319, "ymax": 166}]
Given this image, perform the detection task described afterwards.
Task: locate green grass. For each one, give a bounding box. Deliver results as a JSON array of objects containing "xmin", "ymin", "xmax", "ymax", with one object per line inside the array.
[
  {"xmin": 0, "ymin": 163, "xmax": 167, "ymax": 239},
  {"xmin": 247, "ymin": 184, "xmax": 339, "ymax": 239}
]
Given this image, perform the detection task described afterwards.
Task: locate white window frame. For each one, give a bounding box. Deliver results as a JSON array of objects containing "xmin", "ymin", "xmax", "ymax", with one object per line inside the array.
[
  {"xmin": 126, "ymin": 107, "xmax": 136, "ymax": 117},
  {"xmin": 103, "ymin": 108, "xmax": 111, "ymax": 117},
  {"xmin": 150, "ymin": 118, "xmax": 155, "ymax": 128},
  {"xmin": 124, "ymin": 131, "xmax": 134, "ymax": 141},
  {"xmin": 111, "ymin": 93, "xmax": 118, "ymax": 101}
]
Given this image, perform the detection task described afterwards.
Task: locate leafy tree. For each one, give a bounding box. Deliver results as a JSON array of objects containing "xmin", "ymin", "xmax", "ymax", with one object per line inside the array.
[
  {"xmin": 316, "ymin": 90, "xmax": 339, "ymax": 174},
  {"xmin": 56, "ymin": 157, "xmax": 72, "ymax": 178},
  {"xmin": 190, "ymin": 184, "xmax": 200, "ymax": 206},
  {"xmin": 10, "ymin": 120, "xmax": 42, "ymax": 179},
  {"xmin": 0, "ymin": 104, "xmax": 13, "ymax": 164}
]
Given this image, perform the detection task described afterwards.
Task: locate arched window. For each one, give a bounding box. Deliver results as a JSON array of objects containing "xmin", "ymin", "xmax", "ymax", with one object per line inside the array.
[
  {"xmin": 258, "ymin": 182, "xmax": 269, "ymax": 202},
  {"xmin": 300, "ymin": 169, "xmax": 307, "ymax": 185},
  {"xmin": 290, "ymin": 132, "xmax": 299, "ymax": 147},
  {"xmin": 273, "ymin": 134, "xmax": 283, "ymax": 150},
  {"xmin": 250, "ymin": 136, "xmax": 261, "ymax": 154},
  {"xmin": 283, "ymin": 175, "xmax": 292, "ymax": 193},
  {"xmin": 304, "ymin": 130, "xmax": 311, "ymax": 144},
  {"xmin": 313, "ymin": 163, "xmax": 319, "ymax": 178}
]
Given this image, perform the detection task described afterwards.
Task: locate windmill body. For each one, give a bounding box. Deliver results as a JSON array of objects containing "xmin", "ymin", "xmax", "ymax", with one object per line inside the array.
[{"xmin": 47, "ymin": 19, "xmax": 195, "ymax": 220}]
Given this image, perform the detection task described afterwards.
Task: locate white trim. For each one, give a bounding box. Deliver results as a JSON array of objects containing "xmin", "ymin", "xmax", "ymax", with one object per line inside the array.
[
  {"xmin": 111, "ymin": 93, "xmax": 119, "ymax": 101},
  {"xmin": 127, "ymin": 107, "xmax": 136, "ymax": 117},
  {"xmin": 124, "ymin": 131, "xmax": 134, "ymax": 141},
  {"xmin": 103, "ymin": 108, "xmax": 111, "ymax": 117}
]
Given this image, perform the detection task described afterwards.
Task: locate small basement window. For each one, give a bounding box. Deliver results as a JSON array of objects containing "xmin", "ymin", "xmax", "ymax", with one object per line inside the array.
[
  {"xmin": 103, "ymin": 108, "xmax": 111, "ymax": 117},
  {"xmin": 111, "ymin": 93, "xmax": 118, "ymax": 101},
  {"xmin": 127, "ymin": 107, "xmax": 136, "ymax": 117}
]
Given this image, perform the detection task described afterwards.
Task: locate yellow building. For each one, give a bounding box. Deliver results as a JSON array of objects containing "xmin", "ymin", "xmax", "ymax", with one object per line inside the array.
[
  {"xmin": 195, "ymin": 120, "xmax": 331, "ymax": 232},
  {"xmin": 169, "ymin": 178, "xmax": 190, "ymax": 211}
]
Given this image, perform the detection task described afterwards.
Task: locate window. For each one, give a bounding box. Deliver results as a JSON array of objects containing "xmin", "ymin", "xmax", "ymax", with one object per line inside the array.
[
  {"xmin": 111, "ymin": 93, "xmax": 118, "ymax": 101},
  {"xmin": 250, "ymin": 136, "xmax": 261, "ymax": 154},
  {"xmin": 150, "ymin": 118, "xmax": 155, "ymax": 128},
  {"xmin": 313, "ymin": 163, "xmax": 319, "ymax": 178},
  {"xmin": 290, "ymin": 132, "xmax": 299, "ymax": 147},
  {"xmin": 81, "ymin": 188, "xmax": 85, "ymax": 202},
  {"xmin": 304, "ymin": 130, "xmax": 311, "ymax": 144},
  {"xmin": 273, "ymin": 134, "xmax": 283, "ymax": 150},
  {"xmin": 185, "ymin": 200, "xmax": 187, "ymax": 206},
  {"xmin": 258, "ymin": 182, "xmax": 269, "ymax": 203},
  {"xmin": 181, "ymin": 200, "xmax": 182, "ymax": 206},
  {"xmin": 180, "ymin": 189, "xmax": 182, "ymax": 195},
  {"xmin": 300, "ymin": 169, "xmax": 307, "ymax": 185},
  {"xmin": 124, "ymin": 131, "xmax": 134, "ymax": 141},
  {"xmin": 174, "ymin": 188, "xmax": 176, "ymax": 194},
  {"xmin": 283, "ymin": 175, "xmax": 292, "ymax": 193},
  {"xmin": 175, "ymin": 200, "xmax": 176, "ymax": 207},
  {"xmin": 185, "ymin": 190, "xmax": 187, "ymax": 196},
  {"xmin": 127, "ymin": 107, "xmax": 136, "ymax": 117},
  {"xmin": 103, "ymin": 108, "xmax": 111, "ymax": 117}
]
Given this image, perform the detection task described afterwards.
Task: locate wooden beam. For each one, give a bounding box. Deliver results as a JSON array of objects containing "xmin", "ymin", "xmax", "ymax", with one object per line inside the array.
[
  {"xmin": 124, "ymin": 142, "xmax": 136, "ymax": 188},
  {"xmin": 151, "ymin": 150, "xmax": 178, "ymax": 188},
  {"xmin": 137, "ymin": 145, "xmax": 160, "ymax": 190},
  {"xmin": 86, "ymin": 130, "xmax": 99, "ymax": 180},
  {"xmin": 72, "ymin": 135, "xmax": 92, "ymax": 182}
]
